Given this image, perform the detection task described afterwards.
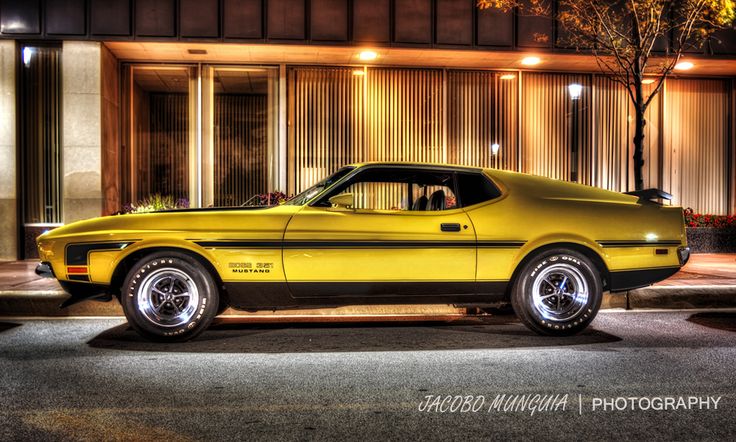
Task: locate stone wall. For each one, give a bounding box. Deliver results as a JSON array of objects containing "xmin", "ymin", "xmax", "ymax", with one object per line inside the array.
[
  {"xmin": 687, "ymin": 228, "xmax": 736, "ymax": 253},
  {"xmin": 0, "ymin": 41, "xmax": 16, "ymax": 260},
  {"xmin": 62, "ymin": 41, "xmax": 102, "ymax": 223}
]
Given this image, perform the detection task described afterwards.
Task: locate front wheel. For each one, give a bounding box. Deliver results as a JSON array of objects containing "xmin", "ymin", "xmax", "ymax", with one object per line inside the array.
[
  {"xmin": 511, "ymin": 249, "xmax": 602, "ymax": 336},
  {"xmin": 121, "ymin": 252, "xmax": 219, "ymax": 342}
]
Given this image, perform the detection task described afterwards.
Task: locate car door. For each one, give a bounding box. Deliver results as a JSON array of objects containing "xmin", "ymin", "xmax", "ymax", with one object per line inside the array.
[{"xmin": 282, "ymin": 167, "xmax": 477, "ymax": 298}]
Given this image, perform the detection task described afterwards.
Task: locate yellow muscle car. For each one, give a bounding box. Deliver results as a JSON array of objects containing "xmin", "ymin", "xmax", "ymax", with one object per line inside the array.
[{"xmin": 36, "ymin": 162, "xmax": 689, "ymax": 341}]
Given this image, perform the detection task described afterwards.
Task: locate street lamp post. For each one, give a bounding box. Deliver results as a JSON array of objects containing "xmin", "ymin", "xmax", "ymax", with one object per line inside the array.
[{"xmin": 568, "ymin": 83, "xmax": 582, "ymax": 182}]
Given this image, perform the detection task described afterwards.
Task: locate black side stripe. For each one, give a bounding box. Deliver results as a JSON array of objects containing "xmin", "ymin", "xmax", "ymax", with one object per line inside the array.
[
  {"xmin": 597, "ymin": 240, "xmax": 682, "ymax": 248},
  {"xmin": 195, "ymin": 241, "xmax": 282, "ymax": 249},
  {"xmin": 65, "ymin": 242, "xmax": 135, "ymax": 265},
  {"xmin": 195, "ymin": 240, "xmax": 526, "ymax": 249},
  {"xmin": 478, "ymin": 241, "xmax": 526, "ymax": 248}
]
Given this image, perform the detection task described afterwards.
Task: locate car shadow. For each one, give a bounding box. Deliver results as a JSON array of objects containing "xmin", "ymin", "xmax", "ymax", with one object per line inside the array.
[
  {"xmin": 87, "ymin": 316, "xmax": 621, "ymax": 353},
  {"xmin": 0, "ymin": 322, "xmax": 21, "ymax": 334},
  {"xmin": 687, "ymin": 312, "xmax": 736, "ymax": 333}
]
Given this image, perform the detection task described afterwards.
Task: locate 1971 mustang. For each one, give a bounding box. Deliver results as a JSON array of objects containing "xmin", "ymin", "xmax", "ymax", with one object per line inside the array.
[{"xmin": 36, "ymin": 162, "xmax": 689, "ymax": 341}]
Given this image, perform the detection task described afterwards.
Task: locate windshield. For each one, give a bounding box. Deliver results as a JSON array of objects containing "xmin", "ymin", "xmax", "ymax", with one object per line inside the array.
[{"xmin": 284, "ymin": 166, "xmax": 355, "ymax": 206}]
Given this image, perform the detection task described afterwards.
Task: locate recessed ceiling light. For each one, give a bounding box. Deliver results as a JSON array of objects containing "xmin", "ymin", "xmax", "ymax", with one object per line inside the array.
[
  {"xmin": 187, "ymin": 49, "xmax": 207, "ymax": 55},
  {"xmin": 352, "ymin": 69, "xmax": 365, "ymax": 76},
  {"xmin": 641, "ymin": 78, "xmax": 655, "ymax": 84},
  {"xmin": 675, "ymin": 61, "xmax": 694, "ymax": 71},
  {"xmin": 358, "ymin": 50, "xmax": 378, "ymax": 61},
  {"xmin": 521, "ymin": 56, "xmax": 541, "ymax": 66},
  {"xmin": 499, "ymin": 74, "xmax": 516, "ymax": 80}
]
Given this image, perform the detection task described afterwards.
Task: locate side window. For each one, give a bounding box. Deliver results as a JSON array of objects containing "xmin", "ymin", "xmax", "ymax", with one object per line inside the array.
[
  {"xmin": 317, "ymin": 168, "xmax": 457, "ymax": 211},
  {"xmin": 456, "ymin": 173, "xmax": 501, "ymax": 207},
  {"xmin": 410, "ymin": 183, "xmax": 457, "ymax": 211},
  {"xmin": 348, "ymin": 182, "xmax": 410, "ymax": 210}
]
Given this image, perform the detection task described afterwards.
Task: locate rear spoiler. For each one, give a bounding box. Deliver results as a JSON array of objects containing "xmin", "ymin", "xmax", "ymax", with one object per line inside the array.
[{"xmin": 624, "ymin": 188, "xmax": 673, "ymax": 204}]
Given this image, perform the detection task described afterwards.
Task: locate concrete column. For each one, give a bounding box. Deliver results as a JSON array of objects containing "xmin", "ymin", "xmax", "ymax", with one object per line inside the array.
[
  {"xmin": 0, "ymin": 41, "xmax": 17, "ymax": 260},
  {"xmin": 62, "ymin": 41, "xmax": 102, "ymax": 223}
]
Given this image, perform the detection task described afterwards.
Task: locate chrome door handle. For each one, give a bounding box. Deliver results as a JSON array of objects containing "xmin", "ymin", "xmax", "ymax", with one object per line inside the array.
[{"xmin": 440, "ymin": 223, "xmax": 462, "ymax": 232}]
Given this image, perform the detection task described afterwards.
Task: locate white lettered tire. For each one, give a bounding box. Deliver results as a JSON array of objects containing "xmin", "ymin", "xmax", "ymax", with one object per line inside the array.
[
  {"xmin": 511, "ymin": 249, "xmax": 602, "ymax": 336},
  {"xmin": 121, "ymin": 252, "xmax": 219, "ymax": 342}
]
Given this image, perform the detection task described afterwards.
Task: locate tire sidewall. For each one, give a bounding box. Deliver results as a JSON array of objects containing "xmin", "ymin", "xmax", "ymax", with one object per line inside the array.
[
  {"xmin": 122, "ymin": 252, "xmax": 218, "ymax": 341},
  {"xmin": 513, "ymin": 250, "xmax": 602, "ymax": 335}
]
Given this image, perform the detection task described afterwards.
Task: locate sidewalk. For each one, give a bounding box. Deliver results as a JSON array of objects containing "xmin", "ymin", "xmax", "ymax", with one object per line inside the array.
[
  {"xmin": 628, "ymin": 253, "xmax": 736, "ymax": 309},
  {"xmin": 1, "ymin": 254, "xmax": 735, "ymax": 316}
]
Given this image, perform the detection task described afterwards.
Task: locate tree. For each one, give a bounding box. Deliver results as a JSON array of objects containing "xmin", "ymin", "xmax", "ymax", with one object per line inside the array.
[{"xmin": 478, "ymin": 0, "xmax": 736, "ymax": 190}]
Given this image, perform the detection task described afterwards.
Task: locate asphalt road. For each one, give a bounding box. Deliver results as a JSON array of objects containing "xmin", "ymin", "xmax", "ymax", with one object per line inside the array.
[{"xmin": 1, "ymin": 311, "xmax": 735, "ymax": 441}]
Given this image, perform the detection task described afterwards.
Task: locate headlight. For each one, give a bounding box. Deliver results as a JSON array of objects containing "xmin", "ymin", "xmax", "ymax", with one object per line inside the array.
[{"xmin": 37, "ymin": 239, "xmax": 55, "ymax": 261}]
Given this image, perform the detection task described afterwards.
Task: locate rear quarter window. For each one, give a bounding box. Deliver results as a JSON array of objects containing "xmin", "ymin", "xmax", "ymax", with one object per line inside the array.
[{"xmin": 456, "ymin": 173, "xmax": 502, "ymax": 207}]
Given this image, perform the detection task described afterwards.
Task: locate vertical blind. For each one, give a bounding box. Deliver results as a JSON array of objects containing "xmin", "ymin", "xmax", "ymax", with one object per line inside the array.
[
  {"xmin": 591, "ymin": 76, "xmax": 629, "ymax": 192},
  {"xmin": 663, "ymin": 79, "xmax": 729, "ymax": 214},
  {"xmin": 288, "ymin": 67, "xmax": 364, "ymax": 193},
  {"xmin": 135, "ymin": 93, "xmax": 191, "ymax": 202},
  {"xmin": 214, "ymin": 94, "xmax": 268, "ymax": 206},
  {"xmin": 521, "ymin": 73, "xmax": 592, "ymax": 183},
  {"xmin": 20, "ymin": 45, "xmax": 63, "ymax": 224},
  {"xmin": 288, "ymin": 67, "xmax": 517, "ymax": 193},
  {"xmin": 364, "ymin": 68, "xmax": 445, "ymax": 163},
  {"xmin": 289, "ymin": 66, "xmax": 732, "ymax": 213},
  {"xmin": 447, "ymin": 71, "xmax": 518, "ymax": 170}
]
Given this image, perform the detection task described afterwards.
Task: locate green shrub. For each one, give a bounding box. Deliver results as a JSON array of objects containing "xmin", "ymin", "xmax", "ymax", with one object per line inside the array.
[{"xmin": 123, "ymin": 195, "xmax": 189, "ymax": 213}]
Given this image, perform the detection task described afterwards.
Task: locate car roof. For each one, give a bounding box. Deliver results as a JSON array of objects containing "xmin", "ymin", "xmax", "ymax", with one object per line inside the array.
[{"xmin": 346, "ymin": 161, "xmax": 486, "ymax": 173}]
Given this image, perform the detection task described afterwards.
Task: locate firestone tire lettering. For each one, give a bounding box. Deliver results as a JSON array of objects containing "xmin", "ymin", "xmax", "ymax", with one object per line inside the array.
[{"xmin": 121, "ymin": 252, "xmax": 219, "ymax": 342}]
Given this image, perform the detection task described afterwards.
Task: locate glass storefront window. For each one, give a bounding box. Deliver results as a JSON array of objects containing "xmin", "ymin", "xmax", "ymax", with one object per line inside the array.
[
  {"xmin": 123, "ymin": 65, "xmax": 279, "ymax": 208},
  {"xmin": 18, "ymin": 43, "xmax": 63, "ymax": 258},
  {"xmin": 19, "ymin": 44, "xmax": 63, "ymax": 225},
  {"xmin": 202, "ymin": 67, "xmax": 279, "ymax": 206},
  {"xmin": 124, "ymin": 66, "xmax": 197, "ymax": 206}
]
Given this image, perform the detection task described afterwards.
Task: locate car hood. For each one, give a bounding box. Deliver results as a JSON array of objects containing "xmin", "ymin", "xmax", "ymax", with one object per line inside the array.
[{"xmin": 38, "ymin": 205, "xmax": 301, "ymax": 241}]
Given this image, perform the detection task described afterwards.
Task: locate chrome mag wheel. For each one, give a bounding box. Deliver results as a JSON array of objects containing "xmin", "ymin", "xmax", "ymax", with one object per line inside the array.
[
  {"xmin": 530, "ymin": 262, "xmax": 589, "ymax": 322},
  {"xmin": 137, "ymin": 267, "xmax": 200, "ymax": 327}
]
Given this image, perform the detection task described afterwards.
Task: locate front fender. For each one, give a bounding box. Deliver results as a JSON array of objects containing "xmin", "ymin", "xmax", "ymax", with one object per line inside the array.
[{"xmin": 88, "ymin": 238, "xmax": 222, "ymax": 285}]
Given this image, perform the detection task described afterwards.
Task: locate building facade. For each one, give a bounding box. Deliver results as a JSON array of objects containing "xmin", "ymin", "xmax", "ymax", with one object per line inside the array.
[{"xmin": 1, "ymin": 0, "xmax": 736, "ymax": 260}]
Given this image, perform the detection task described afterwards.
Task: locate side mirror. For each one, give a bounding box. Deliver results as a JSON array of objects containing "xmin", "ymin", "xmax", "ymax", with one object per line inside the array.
[{"xmin": 328, "ymin": 193, "xmax": 354, "ymax": 209}]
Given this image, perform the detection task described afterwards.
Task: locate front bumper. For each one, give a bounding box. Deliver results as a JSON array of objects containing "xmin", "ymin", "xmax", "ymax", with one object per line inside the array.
[{"xmin": 35, "ymin": 262, "xmax": 55, "ymax": 278}]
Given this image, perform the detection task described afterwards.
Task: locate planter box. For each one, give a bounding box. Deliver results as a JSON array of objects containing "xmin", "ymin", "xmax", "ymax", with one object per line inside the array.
[{"xmin": 686, "ymin": 227, "xmax": 736, "ymax": 253}]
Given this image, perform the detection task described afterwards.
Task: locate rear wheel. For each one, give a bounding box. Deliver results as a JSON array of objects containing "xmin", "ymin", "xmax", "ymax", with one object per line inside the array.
[
  {"xmin": 121, "ymin": 252, "xmax": 219, "ymax": 342},
  {"xmin": 511, "ymin": 249, "xmax": 602, "ymax": 336}
]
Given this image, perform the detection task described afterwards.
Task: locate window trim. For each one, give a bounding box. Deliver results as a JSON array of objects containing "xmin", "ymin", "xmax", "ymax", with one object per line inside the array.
[{"xmin": 309, "ymin": 164, "xmax": 492, "ymax": 210}]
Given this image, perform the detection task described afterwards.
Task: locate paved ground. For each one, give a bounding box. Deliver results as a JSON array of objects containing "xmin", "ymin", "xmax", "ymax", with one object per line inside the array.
[{"xmin": 1, "ymin": 311, "xmax": 735, "ymax": 441}]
